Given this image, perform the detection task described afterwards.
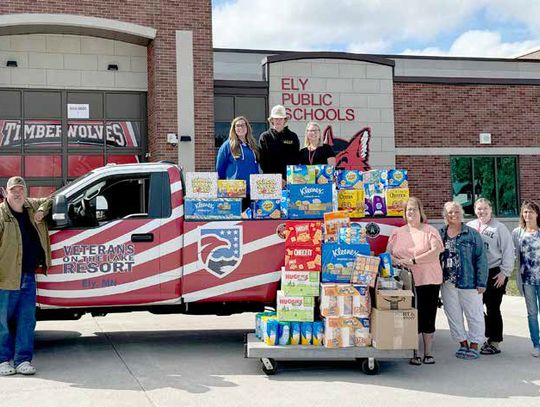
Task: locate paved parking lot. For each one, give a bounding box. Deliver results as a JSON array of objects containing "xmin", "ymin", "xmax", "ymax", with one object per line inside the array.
[{"xmin": 0, "ymin": 296, "xmax": 539, "ymax": 407}]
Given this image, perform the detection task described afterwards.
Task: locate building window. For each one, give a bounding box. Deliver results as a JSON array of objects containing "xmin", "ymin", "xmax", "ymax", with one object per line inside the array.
[
  {"xmin": 450, "ymin": 156, "xmax": 518, "ymax": 217},
  {"xmin": 214, "ymin": 95, "xmax": 267, "ymax": 151}
]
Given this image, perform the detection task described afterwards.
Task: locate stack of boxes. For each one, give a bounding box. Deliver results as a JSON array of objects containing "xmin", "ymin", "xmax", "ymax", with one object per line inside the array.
[
  {"xmin": 336, "ymin": 170, "xmax": 364, "ymax": 218},
  {"xmin": 370, "ymin": 268, "xmax": 417, "ymax": 350},
  {"xmin": 275, "ymin": 221, "xmax": 324, "ymax": 346},
  {"xmin": 320, "ymin": 211, "xmax": 373, "ymax": 348},
  {"xmin": 184, "ymin": 172, "xmax": 244, "ymax": 220},
  {"xmin": 250, "ymin": 174, "xmax": 283, "ymax": 219},
  {"xmin": 286, "ymin": 165, "xmax": 334, "ymax": 219}
]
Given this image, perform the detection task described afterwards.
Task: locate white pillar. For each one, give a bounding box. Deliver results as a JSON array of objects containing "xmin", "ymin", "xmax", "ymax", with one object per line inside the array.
[{"xmin": 176, "ymin": 30, "xmax": 195, "ymax": 171}]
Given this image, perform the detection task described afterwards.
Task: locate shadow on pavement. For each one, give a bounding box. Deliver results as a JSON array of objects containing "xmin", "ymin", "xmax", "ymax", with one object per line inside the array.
[{"xmin": 33, "ymin": 328, "xmax": 540, "ymax": 398}]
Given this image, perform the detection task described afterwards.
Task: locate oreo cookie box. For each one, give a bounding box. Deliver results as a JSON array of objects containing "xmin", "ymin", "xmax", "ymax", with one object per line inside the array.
[
  {"xmin": 322, "ymin": 242, "xmax": 371, "ymax": 283},
  {"xmin": 185, "ymin": 198, "xmax": 242, "ymax": 220},
  {"xmin": 288, "ymin": 183, "xmax": 333, "ymax": 219}
]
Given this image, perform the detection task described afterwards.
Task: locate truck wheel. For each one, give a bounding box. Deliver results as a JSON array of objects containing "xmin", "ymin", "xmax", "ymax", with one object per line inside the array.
[
  {"xmin": 361, "ymin": 358, "xmax": 379, "ymax": 375},
  {"xmin": 260, "ymin": 358, "xmax": 278, "ymax": 375}
]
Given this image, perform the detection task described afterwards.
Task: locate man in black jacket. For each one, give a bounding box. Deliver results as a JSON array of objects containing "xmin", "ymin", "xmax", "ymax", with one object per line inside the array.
[{"xmin": 259, "ymin": 105, "xmax": 299, "ymax": 183}]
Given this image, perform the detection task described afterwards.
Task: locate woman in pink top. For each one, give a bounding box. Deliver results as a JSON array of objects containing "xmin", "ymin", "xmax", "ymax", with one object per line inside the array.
[{"xmin": 387, "ymin": 197, "xmax": 444, "ymax": 365}]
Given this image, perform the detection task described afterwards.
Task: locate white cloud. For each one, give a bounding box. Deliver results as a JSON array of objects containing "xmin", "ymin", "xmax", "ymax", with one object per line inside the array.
[
  {"xmin": 212, "ymin": 0, "xmax": 484, "ymax": 52},
  {"xmin": 402, "ymin": 30, "xmax": 540, "ymax": 57}
]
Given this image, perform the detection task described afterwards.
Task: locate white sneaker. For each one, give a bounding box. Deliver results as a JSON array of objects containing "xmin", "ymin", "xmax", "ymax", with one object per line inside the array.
[
  {"xmin": 0, "ymin": 361, "xmax": 16, "ymax": 376},
  {"xmin": 531, "ymin": 347, "xmax": 540, "ymax": 358},
  {"xmin": 15, "ymin": 361, "xmax": 36, "ymax": 375}
]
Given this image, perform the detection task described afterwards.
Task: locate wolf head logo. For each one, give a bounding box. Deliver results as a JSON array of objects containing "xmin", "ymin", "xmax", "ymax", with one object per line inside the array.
[{"xmin": 323, "ymin": 125, "xmax": 371, "ymax": 171}]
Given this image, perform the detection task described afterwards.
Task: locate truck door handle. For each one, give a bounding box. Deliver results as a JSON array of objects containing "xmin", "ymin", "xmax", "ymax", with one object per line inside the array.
[{"xmin": 131, "ymin": 233, "xmax": 154, "ymax": 242}]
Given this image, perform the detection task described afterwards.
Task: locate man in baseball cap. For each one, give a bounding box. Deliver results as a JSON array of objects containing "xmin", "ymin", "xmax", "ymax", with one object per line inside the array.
[
  {"xmin": 0, "ymin": 176, "xmax": 52, "ymax": 376},
  {"xmin": 258, "ymin": 105, "xmax": 300, "ymax": 182}
]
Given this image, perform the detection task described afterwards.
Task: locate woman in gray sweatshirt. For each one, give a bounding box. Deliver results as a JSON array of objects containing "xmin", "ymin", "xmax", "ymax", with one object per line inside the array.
[{"xmin": 466, "ymin": 198, "xmax": 515, "ymax": 355}]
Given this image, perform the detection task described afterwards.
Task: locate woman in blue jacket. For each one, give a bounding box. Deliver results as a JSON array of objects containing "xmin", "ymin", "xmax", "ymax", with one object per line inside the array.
[
  {"xmin": 216, "ymin": 116, "xmax": 260, "ymax": 206},
  {"xmin": 440, "ymin": 201, "xmax": 488, "ymax": 360}
]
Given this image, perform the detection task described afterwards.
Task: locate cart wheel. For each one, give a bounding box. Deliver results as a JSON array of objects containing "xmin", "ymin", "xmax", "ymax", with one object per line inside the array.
[
  {"xmin": 361, "ymin": 358, "xmax": 379, "ymax": 375},
  {"xmin": 261, "ymin": 358, "xmax": 278, "ymax": 375}
]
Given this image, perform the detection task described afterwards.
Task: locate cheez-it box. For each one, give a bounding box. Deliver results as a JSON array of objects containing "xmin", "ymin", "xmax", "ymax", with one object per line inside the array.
[
  {"xmin": 285, "ymin": 246, "xmax": 322, "ymax": 271},
  {"xmin": 285, "ymin": 221, "xmax": 323, "ymax": 247}
]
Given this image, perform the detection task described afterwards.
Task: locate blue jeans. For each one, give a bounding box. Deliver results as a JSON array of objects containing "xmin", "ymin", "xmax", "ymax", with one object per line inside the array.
[
  {"xmin": 0, "ymin": 273, "xmax": 37, "ymax": 366},
  {"xmin": 523, "ymin": 284, "xmax": 540, "ymax": 348}
]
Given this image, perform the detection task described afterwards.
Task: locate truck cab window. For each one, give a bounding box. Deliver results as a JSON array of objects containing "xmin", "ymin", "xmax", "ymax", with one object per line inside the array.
[{"xmin": 68, "ymin": 175, "xmax": 150, "ymax": 228}]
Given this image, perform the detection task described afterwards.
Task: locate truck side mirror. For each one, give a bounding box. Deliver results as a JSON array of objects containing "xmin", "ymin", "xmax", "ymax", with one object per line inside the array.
[{"xmin": 52, "ymin": 194, "xmax": 69, "ymax": 228}]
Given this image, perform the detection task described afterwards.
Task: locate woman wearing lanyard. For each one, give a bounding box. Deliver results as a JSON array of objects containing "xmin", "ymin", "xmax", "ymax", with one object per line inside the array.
[
  {"xmin": 466, "ymin": 198, "xmax": 514, "ymax": 355},
  {"xmin": 512, "ymin": 200, "xmax": 540, "ymax": 357},
  {"xmin": 216, "ymin": 116, "xmax": 260, "ymax": 208},
  {"xmin": 298, "ymin": 122, "xmax": 336, "ymax": 166}
]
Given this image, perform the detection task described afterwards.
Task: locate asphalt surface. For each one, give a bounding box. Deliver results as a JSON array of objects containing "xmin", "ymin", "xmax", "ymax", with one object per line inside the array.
[{"xmin": 0, "ymin": 296, "xmax": 538, "ymax": 407}]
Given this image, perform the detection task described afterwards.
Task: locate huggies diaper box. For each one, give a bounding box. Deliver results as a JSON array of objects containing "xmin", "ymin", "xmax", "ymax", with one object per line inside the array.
[
  {"xmin": 281, "ymin": 269, "xmax": 320, "ymax": 296},
  {"xmin": 276, "ymin": 291, "xmax": 315, "ymax": 322}
]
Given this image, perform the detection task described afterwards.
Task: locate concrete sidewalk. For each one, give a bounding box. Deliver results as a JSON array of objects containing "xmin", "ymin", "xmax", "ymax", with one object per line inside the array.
[{"xmin": 0, "ymin": 296, "xmax": 538, "ymax": 407}]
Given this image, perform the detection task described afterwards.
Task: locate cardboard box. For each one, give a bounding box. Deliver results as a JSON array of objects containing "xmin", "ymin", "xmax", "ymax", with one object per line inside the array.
[
  {"xmin": 371, "ymin": 308, "xmax": 418, "ymax": 350},
  {"xmin": 323, "ymin": 316, "xmax": 370, "ymax": 348},
  {"xmin": 217, "ymin": 179, "xmax": 246, "ymax": 198},
  {"xmin": 386, "ymin": 169, "xmax": 408, "ymax": 189},
  {"xmin": 250, "ymin": 174, "xmax": 282, "ymax": 200},
  {"xmin": 364, "ymin": 183, "xmax": 386, "ymax": 217},
  {"xmin": 184, "ymin": 198, "xmax": 242, "ymax": 220},
  {"xmin": 312, "ymin": 165, "xmax": 335, "ymax": 184},
  {"xmin": 337, "ymin": 189, "xmax": 365, "ymax": 218},
  {"xmin": 285, "ymin": 246, "xmax": 322, "ymax": 271},
  {"xmin": 288, "ymin": 183, "xmax": 333, "ymax": 219},
  {"xmin": 185, "ymin": 172, "xmax": 218, "ymax": 198},
  {"xmin": 323, "ymin": 211, "xmax": 350, "ymax": 243},
  {"xmin": 321, "ymin": 242, "xmax": 371, "ymax": 283},
  {"xmin": 375, "ymin": 289, "xmax": 414, "ymax": 310},
  {"xmin": 286, "ymin": 165, "xmax": 316, "ymax": 184},
  {"xmin": 281, "ymin": 269, "xmax": 320, "ymax": 296},
  {"xmin": 276, "ymin": 291, "xmax": 315, "ymax": 322},
  {"xmin": 351, "ymin": 254, "xmax": 380, "ymax": 286},
  {"xmin": 338, "ymin": 226, "xmax": 367, "ymax": 245},
  {"xmin": 285, "ymin": 221, "xmax": 323, "ymax": 247},
  {"xmin": 385, "ymin": 188, "xmax": 409, "ymax": 217},
  {"xmin": 335, "ymin": 170, "xmax": 363, "ymax": 190},
  {"xmin": 252, "ymin": 199, "xmax": 281, "ymax": 219}
]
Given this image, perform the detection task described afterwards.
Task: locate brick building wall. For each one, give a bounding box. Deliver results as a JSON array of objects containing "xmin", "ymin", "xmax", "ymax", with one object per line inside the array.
[
  {"xmin": 0, "ymin": 0, "xmax": 215, "ymax": 168},
  {"xmin": 394, "ymin": 82, "xmax": 540, "ymax": 217}
]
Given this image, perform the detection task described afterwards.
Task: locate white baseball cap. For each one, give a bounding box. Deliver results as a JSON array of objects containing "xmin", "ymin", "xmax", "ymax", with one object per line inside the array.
[{"xmin": 268, "ymin": 105, "xmax": 287, "ymax": 119}]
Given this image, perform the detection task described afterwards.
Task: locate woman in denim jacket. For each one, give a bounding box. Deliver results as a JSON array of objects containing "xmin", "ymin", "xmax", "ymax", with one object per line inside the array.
[{"xmin": 439, "ymin": 201, "xmax": 488, "ymax": 359}]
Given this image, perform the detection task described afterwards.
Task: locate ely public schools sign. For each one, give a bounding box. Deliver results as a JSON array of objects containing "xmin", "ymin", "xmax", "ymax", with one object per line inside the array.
[
  {"xmin": 265, "ymin": 54, "xmax": 397, "ymax": 170},
  {"xmin": 0, "ymin": 120, "xmax": 140, "ymax": 148}
]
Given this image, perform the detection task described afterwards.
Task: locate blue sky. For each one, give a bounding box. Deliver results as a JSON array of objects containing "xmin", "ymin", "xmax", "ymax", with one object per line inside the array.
[{"xmin": 212, "ymin": 0, "xmax": 540, "ymax": 57}]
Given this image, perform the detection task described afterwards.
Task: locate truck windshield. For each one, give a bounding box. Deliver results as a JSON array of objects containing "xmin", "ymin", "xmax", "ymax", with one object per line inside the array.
[{"xmin": 53, "ymin": 172, "xmax": 95, "ymax": 197}]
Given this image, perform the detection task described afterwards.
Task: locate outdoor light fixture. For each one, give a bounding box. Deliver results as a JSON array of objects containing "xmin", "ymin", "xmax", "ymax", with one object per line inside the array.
[
  {"xmin": 6, "ymin": 60, "xmax": 17, "ymax": 67},
  {"xmin": 107, "ymin": 64, "xmax": 119, "ymax": 71}
]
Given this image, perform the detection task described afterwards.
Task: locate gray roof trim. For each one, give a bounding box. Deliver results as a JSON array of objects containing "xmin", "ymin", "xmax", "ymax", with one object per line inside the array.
[
  {"xmin": 263, "ymin": 52, "xmax": 395, "ymax": 67},
  {"xmin": 395, "ymin": 76, "xmax": 540, "ymax": 86}
]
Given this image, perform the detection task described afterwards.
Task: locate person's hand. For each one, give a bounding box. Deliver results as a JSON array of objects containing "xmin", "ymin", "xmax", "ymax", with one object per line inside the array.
[
  {"xmin": 34, "ymin": 210, "xmax": 44, "ymax": 223},
  {"xmin": 477, "ymin": 287, "xmax": 486, "ymax": 294},
  {"xmin": 493, "ymin": 272, "xmax": 507, "ymax": 288}
]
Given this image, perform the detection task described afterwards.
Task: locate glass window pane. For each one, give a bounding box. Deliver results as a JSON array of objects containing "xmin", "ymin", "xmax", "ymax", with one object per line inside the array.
[
  {"xmin": 24, "ymin": 91, "xmax": 61, "ymax": 118},
  {"xmin": 496, "ymin": 157, "xmax": 518, "ymax": 217},
  {"xmin": 67, "ymin": 121, "xmax": 105, "ymax": 149},
  {"xmin": 0, "ymin": 90, "xmax": 22, "ymax": 118},
  {"xmin": 0, "ymin": 155, "xmax": 22, "ymax": 176},
  {"xmin": 22, "ymin": 120, "xmax": 62, "ymax": 150},
  {"xmin": 107, "ymin": 155, "xmax": 139, "ymax": 164},
  {"xmin": 215, "ymin": 96, "xmax": 234, "ymax": 121},
  {"xmin": 105, "ymin": 121, "xmax": 142, "ymax": 148},
  {"xmin": 451, "ymin": 157, "xmax": 473, "ymax": 215},
  {"xmin": 251, "ymin": 122, "xmax": 267, "ymax": 142},
  {"xmin": 235, "ymin": 97, "xmax": 267, "ymax": 121},
  {"xmin": 105, "ymin": 93, "xmax": 142, "ymax": 119},
  {"xmin": 68, "ymin": 155, "xmax": 104, "ymax": 177},
  {"xmin": 24, "ymin": 155, "xmax": 62, "ymax": 177},
  {"xmin": 28, "ymin": 185, "xmax": 57, "ymax": 198},
  {"xmin": 215, "ymin": 122, "xmax": 230, "ymax": 149},
  {"xmin": 0, "ymin": 120, "xmax": 22, "ymax": 150},
  {"xmin": 67, "ymin": 93, "xmax": 104, "ymax": 119},
  {"xmin": 473, "ymin": 157, "xmax": 496, "ymax": 212}
]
